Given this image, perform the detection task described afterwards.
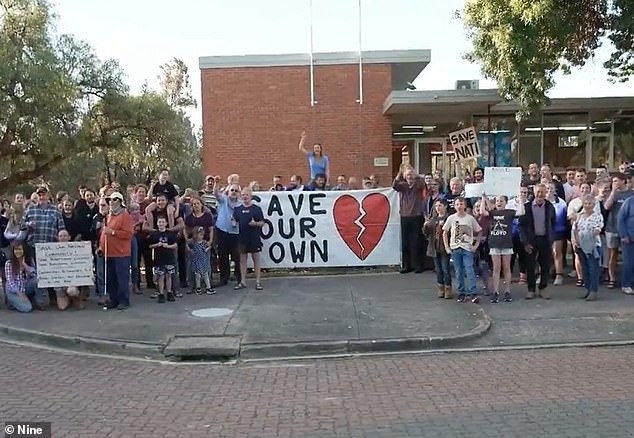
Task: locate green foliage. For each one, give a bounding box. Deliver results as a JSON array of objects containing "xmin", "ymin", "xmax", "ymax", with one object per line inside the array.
[
  {"xmin": 0, "ymin": 0, "xmax": 202, "ymax": 196},
  {"xmin": 460, "ymin": 0, "xmax": 633, "ymax": 117}
]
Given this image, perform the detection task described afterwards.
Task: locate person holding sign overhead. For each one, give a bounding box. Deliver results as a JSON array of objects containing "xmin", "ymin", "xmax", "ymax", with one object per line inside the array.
[
  {"xmin": 298, "ymin": 131, "xmax": 330, "ymax": 185},
  {"xmin": 232, "ymin": 187, "xmax": 265, "ymax": 291}
]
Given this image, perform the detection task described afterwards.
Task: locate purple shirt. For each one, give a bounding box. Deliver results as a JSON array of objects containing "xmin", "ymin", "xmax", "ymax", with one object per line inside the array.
[{"xmin": 184, "ymin": 211, "xmax": 215, "ymax": 240}]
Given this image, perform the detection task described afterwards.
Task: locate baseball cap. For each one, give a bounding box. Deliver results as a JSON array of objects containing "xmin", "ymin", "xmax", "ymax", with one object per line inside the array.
[
  {"xmin": 35, "ymin": 186, "xmax": 49, "ymax": 194},
  {"xmin": 106, "ymin": 191, "xmax": 126, "ymax": 207}
]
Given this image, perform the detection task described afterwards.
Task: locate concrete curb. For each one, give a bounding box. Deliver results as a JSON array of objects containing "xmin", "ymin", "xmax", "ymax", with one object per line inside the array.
[
  {"xmin": 0, "ymin": 308, "xmax": 491, "ymax": 361},
  {"xmin": 239, "ymin": 308, "xmax": 492, "ymax": 360}
]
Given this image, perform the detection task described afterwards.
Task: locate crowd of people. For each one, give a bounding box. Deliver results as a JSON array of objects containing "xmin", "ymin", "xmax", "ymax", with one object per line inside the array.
[
  {"xmin": 395, "ymin": 162, "xmax": 634, "ymax": 303},
  {"xmin": 0, "ymin": 131, "xmax": 632, "ymax": 312}
]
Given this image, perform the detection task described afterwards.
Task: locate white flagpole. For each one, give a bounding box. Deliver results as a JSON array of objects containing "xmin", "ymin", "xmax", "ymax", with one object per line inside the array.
[
  {"xmin": 357, "ymin": 0, "xmax": 363, "ymax": 105},
  {"xmin": 309, "ymin": 0, "xmax": 315, "ymax": 107}
]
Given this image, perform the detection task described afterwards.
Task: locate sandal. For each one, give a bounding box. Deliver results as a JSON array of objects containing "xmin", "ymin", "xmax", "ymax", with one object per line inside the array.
[
  {"xmin": 233, "ymin": 283, "xmax": 246, "ymax": 290},
  {"xmin": 576, "ymin": 279, "xmax": 584, "ymax": 287},
  {"xmin": 255, "ymin": 283, "xmax": 263, "ymax": 291},
  {"xmin": 607, "ymin": 280, "xmax": 616, "ymax": 289}
]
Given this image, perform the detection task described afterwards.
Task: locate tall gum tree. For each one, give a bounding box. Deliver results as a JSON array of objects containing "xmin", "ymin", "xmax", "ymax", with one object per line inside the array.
[{"xmin": 459, "ymin": 0, "xmax": 633, "ymax": 117}]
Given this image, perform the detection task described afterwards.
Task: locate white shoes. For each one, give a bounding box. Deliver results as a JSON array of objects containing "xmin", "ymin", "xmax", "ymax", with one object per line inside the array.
[
  {"xmin": 553, "ymin": 275, "xmax": 564, "ymax": 286},
  {"xmin": 622, "ymin": 287, "xmax": 634, "ymax": 295}
]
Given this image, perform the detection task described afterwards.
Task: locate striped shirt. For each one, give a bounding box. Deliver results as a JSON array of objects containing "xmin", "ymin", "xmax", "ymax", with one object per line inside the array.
[{"xmin": 4, "ymin": 260, "xmax": 36, "ymax": 294}]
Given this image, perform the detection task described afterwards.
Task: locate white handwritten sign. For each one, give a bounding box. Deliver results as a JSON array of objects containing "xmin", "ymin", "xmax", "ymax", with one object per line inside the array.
[
  {"xmin": 35, "ymin": 241, "xmax": 94, "ymax": 288},
  {"xmin": 483, "ymin": 167, "xmax": 523, "ymax": 196},
  {"xmin": 464, "ymin": 183, "xmax": 484, "ymax": 198},
  {"xmin": 448, "ymin": 127, "xmax": 481, "ymax": 161}
]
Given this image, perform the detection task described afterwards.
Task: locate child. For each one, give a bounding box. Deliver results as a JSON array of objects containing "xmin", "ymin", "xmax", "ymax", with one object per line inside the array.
[
  {"xmin": 148, "ymin": 215, "xmax": 178, "ymax": 303},
  {"xmin": 472, "ymin": 198, "xmax": 492, "ymax": 296},
  {"xmin": 423, "ymin": 199, "xmax": 453, "ymax": 299},
  {"xmin": 442, "ymin": 197, "xmax": 482, "ymax": 303},
  {"xmin": 232, "ymin": 187, "xmax": 265, "ymax": 291},
  {"xmin": 188, "ymin": 226, "xmax": 214, "ymax": 294}
]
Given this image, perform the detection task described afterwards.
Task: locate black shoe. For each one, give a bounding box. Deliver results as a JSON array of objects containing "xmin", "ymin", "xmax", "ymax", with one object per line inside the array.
[
  {"xmin": 105, "ymin": 302, "xmax": 118, "ymax": 310},
  {"xmin": 490, "ymin": 292, "xmax": 500, "ymax": 304},
  {"xmin": 470, "ymin": 295, "xmax": 480, "ymax": 304},
  {"xmin": 166, "ymin": 292, "xmax": 175, "ymax": 302},
  {"xmin": 503, "ymin": 292, "xmax": 513, "ymax": 302},
  {"xmin": 457, "ymin": 294, "xmax": 466, "ymax": 303},
  {"xmin": 205, "ymin": 288, "xmax": 216, "ymax": 295},
  {"xmin": 117, "ymin": 304, "xmax": 129, "ymax": 310},
  {"xmin": 157, "ymin": 294, "xmax": 165, "ymax": 303},
  {"xmin": 399, "ymin": 268, "xmax": 413, "ymax": 274},
  {"xmin": 174, "ymin": 291, "xmax": 183, "ymax": 298},
  {"xmin": 414, "ymin": 269, "xmax": 424, "ymax": 274}
]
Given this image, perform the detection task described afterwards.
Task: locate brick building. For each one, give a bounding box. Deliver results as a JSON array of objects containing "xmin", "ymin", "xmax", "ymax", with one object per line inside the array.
[
  {"xmin": 200, "ymin": 49, "xmax": 634, "ymax": 184},
  {"xmin": 199, "ymin": 50, "xmax": 430, "ymax": 187}
]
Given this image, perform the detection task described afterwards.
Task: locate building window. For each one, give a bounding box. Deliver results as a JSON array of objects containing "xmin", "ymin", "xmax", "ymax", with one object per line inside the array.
[
  {"xmin": 614, "ymin": 117, "xmax": 634, "ymax": 168},
  {"xmin": 542, "ymin": 113, "xmax": 588, "ymax": 171}
]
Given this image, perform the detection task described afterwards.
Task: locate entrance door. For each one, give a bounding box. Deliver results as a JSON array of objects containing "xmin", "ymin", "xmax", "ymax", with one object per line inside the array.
[
  {"xmin": 415, "ymin": 138, "xmax": 453, "ymax": 177},
  {"xmin": 589, "ymin": 134, "xmax": 610, "ymax": 169}
]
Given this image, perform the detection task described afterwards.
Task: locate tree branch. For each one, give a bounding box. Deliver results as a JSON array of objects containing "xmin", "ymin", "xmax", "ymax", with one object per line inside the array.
[{"xmin": 0, "ymin": 155, "xmax": 65, "ymax": 194}]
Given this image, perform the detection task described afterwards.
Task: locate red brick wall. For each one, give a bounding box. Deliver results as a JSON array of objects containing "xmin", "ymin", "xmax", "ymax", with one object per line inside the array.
[{"xmin": 200, "ymin": 63, "xmax": 394, "ymax": 188}]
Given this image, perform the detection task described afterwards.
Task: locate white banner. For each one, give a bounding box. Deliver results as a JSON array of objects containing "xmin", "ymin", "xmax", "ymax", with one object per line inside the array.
[
  {"xmin": 252, "ymin": 189, "xmax": 401, "ymax": 268},
  {"xmin": 448, "ymin": 127, "xmax": 481, "ymax": 161},
  {"xmin": 483, "ymin": 167, "xmax": 523, "ymax": 197},
  {"xmin": 35, "ymin": 241, "xmax": 94, "ymax": 288}
]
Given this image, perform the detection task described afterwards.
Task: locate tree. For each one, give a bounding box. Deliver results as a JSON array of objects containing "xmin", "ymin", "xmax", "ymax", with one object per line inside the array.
[
  {"xmin": 159, "ymin": 57, "xmax": 196, "ymax": 110},
  {"xmin": 0, "ymin": 0, "xmax": 126, "ymax": 193},
  {"xmin": 460, "ymin": 0, "xmax": 633, "ymax": 116}
]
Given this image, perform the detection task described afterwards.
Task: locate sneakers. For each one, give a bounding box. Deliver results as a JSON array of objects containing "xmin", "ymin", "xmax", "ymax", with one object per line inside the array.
[
  {"xmin": 503, "ymin": 291, "xmax": 513, "ymax": 302},
  {"xmin": 470, "ymin": 295, "xmax": 480, "ymax": 304},
  {"xmin": 553, "ymin": 274, "xmax": 564, "ymax": 286},
  {"xmin": 623, "ymin": 287, "xmax": 634, "ymax": 295},
  {"xmin": 205, "ymin": 288, "xmax": 216, "ymax": 295},
  {"xmin": 157, "ymin": 294, "xmax": 165, "ymax": 303},
  {"xmin": 167, "ymin": 292, "xmax": 175, "ymax": 302},
  {"xmin": 490, "ymin": 292, "xmax": 499, "ymax": 304},
  {"xmin": 457, "ymin": 294, "xmax": 466, "ymax": 303}
]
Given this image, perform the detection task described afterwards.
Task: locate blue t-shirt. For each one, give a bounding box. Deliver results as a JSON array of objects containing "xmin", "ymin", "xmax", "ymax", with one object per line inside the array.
[
  {"xmin": 307, "ymin": 152, "xmax": 329, "ymax": 180},
  {"xmin": 216, "ymin": 193, "xmax": 241, "ymax": 234},
  {"xmin": 232, "ymin": 204, "xmax": 264, "ymax": 247},
  {"xmin": 551, "ymin": 197, "xmax": 568, "ymax": 234}
]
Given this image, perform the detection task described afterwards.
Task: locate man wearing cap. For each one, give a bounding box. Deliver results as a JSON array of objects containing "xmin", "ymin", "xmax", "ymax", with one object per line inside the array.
[
  {"xmin": 100, "ymin": 192, "xmax": 134, "ymax": 310},
  {"xmin": 22, "ymin": 186, "xmax": 65, "ymax": 253}
]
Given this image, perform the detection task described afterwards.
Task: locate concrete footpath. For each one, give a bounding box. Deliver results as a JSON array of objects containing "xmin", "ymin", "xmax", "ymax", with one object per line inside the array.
[{"xmin": 0, "ymin": 272, "xmax": 633, "ymax": 361}]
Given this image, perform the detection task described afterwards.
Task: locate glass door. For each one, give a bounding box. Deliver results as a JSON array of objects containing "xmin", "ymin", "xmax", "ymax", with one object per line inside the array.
[{"xmin": 589, "ymin": 134, "xmax": 610, "ymax": 169}]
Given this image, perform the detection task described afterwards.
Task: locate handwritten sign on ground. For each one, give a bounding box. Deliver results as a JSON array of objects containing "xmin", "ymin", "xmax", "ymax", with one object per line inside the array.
[
  {"xmin": 483, "ymin": 167, "xmax": 523, "ymax": 196},
  {"xmin": 448, "ymin": 127, "xmax": 480, "ymax": 161},
  {"xmin": 36, "ymin": 241, "xmax": 93, "ymax": 288}
]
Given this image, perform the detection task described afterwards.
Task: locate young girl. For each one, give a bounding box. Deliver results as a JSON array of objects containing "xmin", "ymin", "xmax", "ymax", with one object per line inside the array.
[
  {"xmin": 480, "ymin": 193, "xmax": 526, "ymax": 303},
  {"xmin": 128, "ymin": 202, "xmax": 144, "ymax": 295},
  {"xmin": 188, "ymin": 226, "xmax": 213, "ymax": 294},
  {"xmin": 4, "ymin": 241, "xmax": 47, "ymax": 312},
  {"xmin": 423, "ymin": 199, "xmax": 452, "ymax": 299},
  {"xmin": 472, "ymin": 198, "xmax": 492, "ymax": 296}
]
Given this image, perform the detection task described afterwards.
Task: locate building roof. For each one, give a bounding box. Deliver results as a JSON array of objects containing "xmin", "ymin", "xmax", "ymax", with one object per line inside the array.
[{"xmin": 199, "ymin": 49, "xmax": 431, "ymax": 90}]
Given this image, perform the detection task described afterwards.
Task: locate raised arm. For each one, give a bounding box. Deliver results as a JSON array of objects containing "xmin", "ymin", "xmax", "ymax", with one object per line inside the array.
[
  {"xmin": 479, "ymin": 194, "xmax": 489, "ymax": 217},
  {"xmin": 298, "ymin": 131, "xmax": 308, "ymax": 154}
]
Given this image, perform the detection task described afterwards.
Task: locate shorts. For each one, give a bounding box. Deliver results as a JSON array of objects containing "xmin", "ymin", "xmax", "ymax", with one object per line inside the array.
[
  {"xmin": 153, "ymin": 265, "xmax": 175, "ymax": 276},
  {"xmin": 489, "ymin": 248, "xmax": 514, "ymax": 256},
  {"xmin": 605, "ymin": 232, "xmax": 620, "ymax": 249},
  {"xmin": 239, "ymin": 244, "xmax": 262, "ymax": 254},
  {"xmin": 553, "ymin": 232, "xmax": 567, "ymax": 242}
]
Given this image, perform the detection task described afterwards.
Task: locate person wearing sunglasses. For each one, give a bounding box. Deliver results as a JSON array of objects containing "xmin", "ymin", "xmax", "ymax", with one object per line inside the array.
[{"xmin": 213, "ymin": 177, "xmax": 242, "ymax": 287}]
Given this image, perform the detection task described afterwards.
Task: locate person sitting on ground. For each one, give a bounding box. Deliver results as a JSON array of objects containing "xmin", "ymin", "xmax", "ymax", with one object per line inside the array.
[
  {"xmin": 54, "ymin": 229, "xmax": 86, "ymax": 310},
  {"xmin": 4, "ymin": 241, "xmax": 47, "ymax": 312},
  {"xmin": 148, "ymin": 215, "xmax": 178, "ymax": 303}
]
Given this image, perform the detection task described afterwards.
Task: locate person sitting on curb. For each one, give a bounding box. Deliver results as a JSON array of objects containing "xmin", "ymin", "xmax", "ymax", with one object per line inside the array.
[
  {"xmin": 4, "ymin": 241, "xmax": 47, "ymax": 312},
  {"xmin": 54, "ymin": 229, "xmax": 87, "ymax": 310}
]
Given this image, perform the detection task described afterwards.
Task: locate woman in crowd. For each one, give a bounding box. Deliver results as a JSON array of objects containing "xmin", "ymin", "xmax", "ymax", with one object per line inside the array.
[
  {"xmin": 472, "ymin": 197, "xmax": 492, "ymax": 295},
  {"xmin": 480, "ymin": 192, "xmax": 526, "ymax": 303},
  {"xmin": 214, "ymin": 177, "xmax": 241, "ymax": 287},
  {"xmin": 508, "ymin": 186, "xmax": 529, "ymax": 283},
  {"xmin": 128, "ymin": 202, "xmax": 144, "ymax": 295},
  {"xmin": 298, "ymin": 131, "xmax": 330, "ymax": 184},
  {"xmin": 572, "ymin": 195, "xmax": 604, "ymax": 301},
  {"xmin": 232, "ymin": 187, "xmax": 265, "ymax": 291},
  {"xmin": 61, "ymin": 199, "xmax": 80, "ymax": 240},
  {"xmin": 184, "ymin": 196, "xmax": 215, "ymax": 294},
  {"xmin": 4, "ymin": 241, "xmax": 47, "ymax": 312},
  {"xmin": 567, "ymin": 182, "xmax": 596, "ymax": 286},
  {"xmin": 423, "ymin": 198, "xmax": 452, "ymax": 299},
  {"xmin": 546, "ymin": 182, "xmax": 568, "ymax": 286}
]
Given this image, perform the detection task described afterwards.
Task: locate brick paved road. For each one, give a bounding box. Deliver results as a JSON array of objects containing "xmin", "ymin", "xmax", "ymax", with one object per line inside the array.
[{"xmin": 1, "ymin": 342, "xmax": 633, "ymax": 437}]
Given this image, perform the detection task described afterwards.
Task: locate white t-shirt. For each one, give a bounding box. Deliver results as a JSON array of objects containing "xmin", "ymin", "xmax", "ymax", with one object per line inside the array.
[{"xmin": 442, "ymin": 213, "xmax": 482, "ymax": 251}]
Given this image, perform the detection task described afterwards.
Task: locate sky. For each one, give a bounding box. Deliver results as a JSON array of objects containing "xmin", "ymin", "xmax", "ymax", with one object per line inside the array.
[{"xmin": 52, "ymin": 0, "xmax": 633, "ymax": 127}]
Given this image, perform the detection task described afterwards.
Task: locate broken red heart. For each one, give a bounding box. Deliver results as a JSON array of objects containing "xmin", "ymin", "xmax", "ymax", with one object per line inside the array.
[{"xmin": 332, "ymin": 193, "xmax": 390, "ymax": 261}]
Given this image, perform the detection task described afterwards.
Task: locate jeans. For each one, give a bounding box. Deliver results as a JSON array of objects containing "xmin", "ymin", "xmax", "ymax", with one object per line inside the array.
[
  {"xmin": 434, "ymin": 252, "xmax": 451, "ymax": 286},
  {"xmin": 130, "ymin": 236, "xmax": 140, "ymax": 287},
  {"xmin": 622, "ymin": 241, "xmax": 634, "ymax": 288},
  {"xmin": 106, "ymin": 256, "xmax": 131, "ymax": 306},
  {"xmin": 6, "ymin": 278, "xmax": 46, "ymax": 313},
  {"xmin": 452, "ymin": 248, "xmax": 477, "ymax": 295},
  {"xmin": 95, "ymin": 253, "xmax": 106, "ymax": 297},
  {"xmin": 577, "ymin": 248, "xmax": 600, "ymax": 293}
]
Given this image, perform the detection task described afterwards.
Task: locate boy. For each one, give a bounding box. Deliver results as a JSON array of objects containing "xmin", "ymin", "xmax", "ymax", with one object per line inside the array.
[
  {"xmin": 148, "ymin": 215, "xmax": 178, "ymax": 303},
  {"xmin": 442, "ymin": 197, "xmax": 482, "ymax": 303},
  {"xmin": 232, "ymin": 187, "xmax": 265, "ymax": 291}
]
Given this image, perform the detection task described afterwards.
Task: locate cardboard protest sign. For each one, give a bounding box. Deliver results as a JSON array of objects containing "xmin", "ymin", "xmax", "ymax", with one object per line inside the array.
[
  {"xmin": 483, "ymin": 167, "xmax": 522, "ymax": 196},
  {"xmin": 448, "ymin": 127, "xmax": 481, "ymax": 162},
  {"xmin": 36, "ymin": 241, "xmax": 93, "ymax": 288}
]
